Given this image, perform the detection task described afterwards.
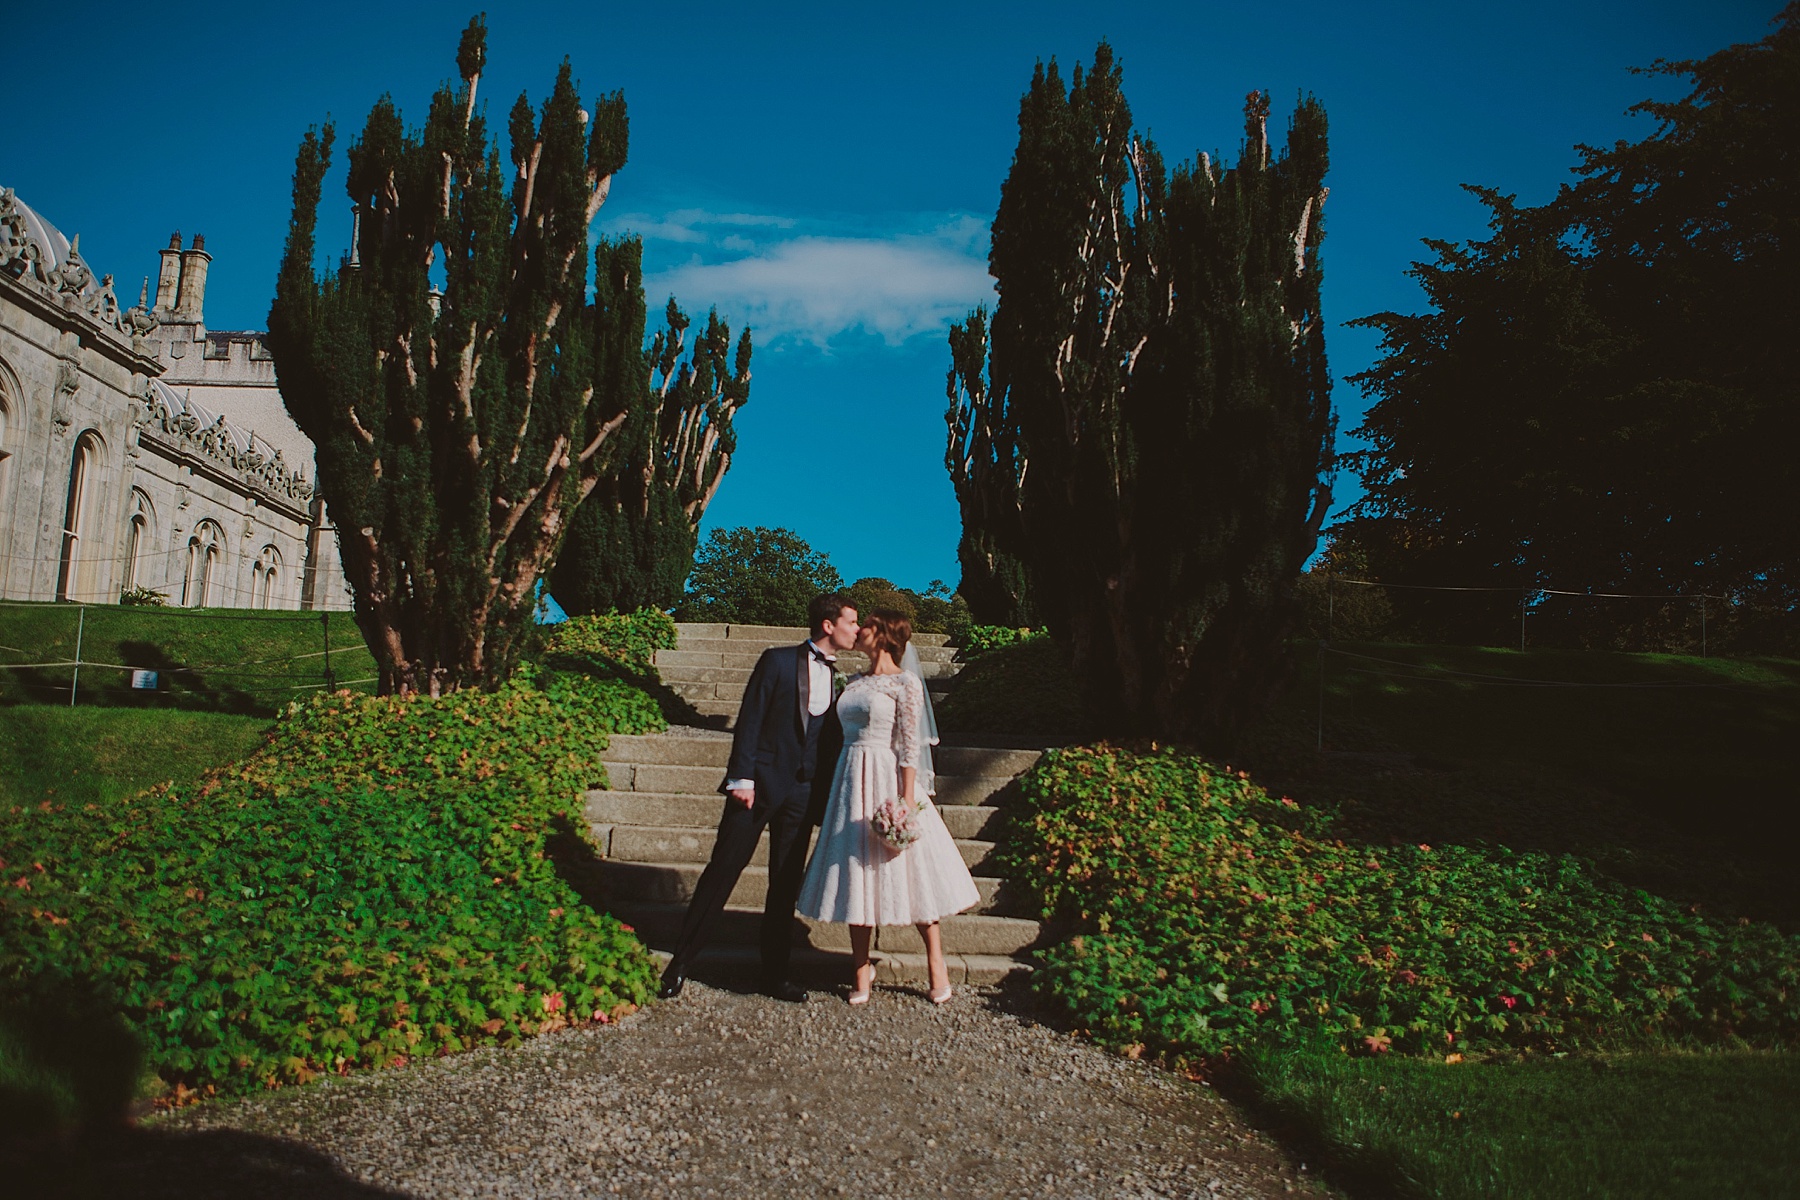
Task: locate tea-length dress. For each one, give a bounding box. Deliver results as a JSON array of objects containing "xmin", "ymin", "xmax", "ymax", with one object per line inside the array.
[{"xmin": 797, "ymin": 671, "xmax": 981, "ymax": 926}]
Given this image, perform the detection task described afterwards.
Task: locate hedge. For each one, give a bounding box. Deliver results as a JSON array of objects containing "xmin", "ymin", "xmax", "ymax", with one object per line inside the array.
[
  {"xmin": 1, "ymin": 664, "xmax": 664, "ymax": 1112},
  {"xmin": 999, "ymin": 744, "xmax": 1800, "ymax": 1060}
]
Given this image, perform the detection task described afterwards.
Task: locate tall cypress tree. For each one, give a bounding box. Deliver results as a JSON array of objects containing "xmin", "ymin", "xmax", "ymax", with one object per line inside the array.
[
  {"xmin": 550, "ymin": 300, "xmax": 750, "ymax": 615},
  {"xmin": 948, "ymin": 46, "xmax": 1335, "ymax": 745},
  {"xmin": 268, "ymin": 18, "xmax": 653, "ymax": 695}
]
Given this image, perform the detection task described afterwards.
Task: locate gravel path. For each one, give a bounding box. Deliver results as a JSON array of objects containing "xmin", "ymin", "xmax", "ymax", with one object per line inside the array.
[{"xmin": 20, "ymin": 979, "xmax": 1331, "ymax": 1199}]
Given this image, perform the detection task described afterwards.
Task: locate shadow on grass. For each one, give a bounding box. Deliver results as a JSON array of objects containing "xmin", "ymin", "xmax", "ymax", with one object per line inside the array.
[
  {"xmin": 542, "ymin": 651, "xmax": 708, "ymax": 728},
  {"xmin": 2, "ymin": 1128, "xmax": 409, "ymax": 1199},
  {"xmin": 114, "ymin": 640, "xmax": 262, "ymax": 714},
  {"xmin": 0, "ymin": 973, "xmax": 142, "ymax": 1139},
  {"xmin": 3, "ymin": 975, "xmax": 398, "ymax": 1198}
]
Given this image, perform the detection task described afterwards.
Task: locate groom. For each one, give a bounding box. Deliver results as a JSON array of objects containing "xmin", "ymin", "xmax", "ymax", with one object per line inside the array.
[{"xmin": 657, "ymin": 593, "xmax": 859, "ymax": 1002}]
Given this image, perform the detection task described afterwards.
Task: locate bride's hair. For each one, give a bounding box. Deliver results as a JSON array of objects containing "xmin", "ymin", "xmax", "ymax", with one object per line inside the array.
[{"xmin": 862, "ymin": 608, "xmax": 912, "ymax": 666}]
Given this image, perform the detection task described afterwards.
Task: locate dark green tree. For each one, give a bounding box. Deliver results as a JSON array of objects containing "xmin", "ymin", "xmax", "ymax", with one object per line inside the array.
[
  {"xmin": 269, "ymin": 19, "xmax": 674, "ymax": 694},
  {"xmin": 550, "ymin": 301, "xmax": 751, "ymax": 615},
  {"xmin": 946, "ymin": 313, "xmax": 1036, "ymax": 626},
  {"xmin": 676, "ymin": 526, "xmax": 843, "ymax": 627},
  {"xmin": 1345, "ymin": 7, "xmax": 1800, "ymax": 640},
  {"xmin": 948, "ymin": 45, "xmax": 1335, "ymax": 745}
]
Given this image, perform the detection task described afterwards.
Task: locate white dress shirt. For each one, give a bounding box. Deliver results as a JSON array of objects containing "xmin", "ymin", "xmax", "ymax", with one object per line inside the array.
[{"xmin": 726, "ymin": 638, "xmax": 835, "ymax": 796}]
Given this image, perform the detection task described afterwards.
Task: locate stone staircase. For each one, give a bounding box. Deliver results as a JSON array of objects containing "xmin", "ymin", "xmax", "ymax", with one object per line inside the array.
[{"xmin": 584, "ymin": 622, "xmax": 1051, "ymax": 986}]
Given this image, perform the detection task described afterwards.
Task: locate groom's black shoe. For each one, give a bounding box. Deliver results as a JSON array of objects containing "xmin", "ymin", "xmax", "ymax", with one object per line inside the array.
[
  {"xmin": 764, "ymin": 978, "xmax": 807, "ymax": 1003},
  {"xmin": 657, "ymin": 963, "xmax": 687, "ymax": 1000}
]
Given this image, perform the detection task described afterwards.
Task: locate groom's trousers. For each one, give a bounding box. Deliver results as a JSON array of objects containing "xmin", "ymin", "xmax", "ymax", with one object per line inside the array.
[{"xmin": 667, "ymin": 792, "xmax": 814, "ymax": 982}]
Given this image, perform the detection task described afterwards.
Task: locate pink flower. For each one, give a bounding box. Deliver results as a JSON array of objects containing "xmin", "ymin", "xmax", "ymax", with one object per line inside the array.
[{"xmin": 1500, "ymin": 995, "xmax": 1517, "ymax": 1010}]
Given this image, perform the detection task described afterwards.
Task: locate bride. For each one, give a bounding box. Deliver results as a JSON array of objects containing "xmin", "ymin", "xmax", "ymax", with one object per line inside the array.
[{"xmin": 796, "ymin": 608, "xmax": 981, "ymax": 1004}]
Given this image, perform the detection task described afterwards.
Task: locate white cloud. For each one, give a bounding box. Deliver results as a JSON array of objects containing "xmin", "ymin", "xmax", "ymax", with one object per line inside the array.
[{"xmin": 647, "ymin": 227, "xmax": 994, "ymax": 346}]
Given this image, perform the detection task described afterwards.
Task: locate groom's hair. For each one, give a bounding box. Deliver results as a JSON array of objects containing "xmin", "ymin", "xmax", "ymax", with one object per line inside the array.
[
  {"xmin": 808, "ymin": 592, "xmax": 853, "ymax": 636},
  {"xmin": 862, "ymin": 608, "xmax": 913, "ymax": 664}
]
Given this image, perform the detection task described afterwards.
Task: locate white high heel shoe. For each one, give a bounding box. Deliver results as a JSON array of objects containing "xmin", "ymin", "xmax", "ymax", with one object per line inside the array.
[{"xmin": 848, "ymin": 963, "xmax": 874, "ymax": 1006}]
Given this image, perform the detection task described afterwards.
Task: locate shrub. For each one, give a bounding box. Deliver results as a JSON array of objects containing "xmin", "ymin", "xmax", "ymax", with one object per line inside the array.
[
  {"xmin": 676, "ymin": 526, "xmax": 842, "ymax": 626},
  {"xmin": 934, "ymin": 635, "xmax": 1088, "ymax": 738},
  {"xmin": 0, "ymin": 666, "xmax": 665, "ymax": 1107},
  {"xmin": 999, "ymin": 744, "xmax": 1800, "ymax": 1061},
  {"xmin": 547, "ymin": 609, "xmax": 679, "ymax": 676},
  {"xmin": 957, "ymin": 624, "xmax": 1046, "ymax": 661}
]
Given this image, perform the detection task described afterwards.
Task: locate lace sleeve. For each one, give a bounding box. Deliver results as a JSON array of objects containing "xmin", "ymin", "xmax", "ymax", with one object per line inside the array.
[{"xmin": 891, "ymin": 673, "xmax": 923, "ymax": 770}]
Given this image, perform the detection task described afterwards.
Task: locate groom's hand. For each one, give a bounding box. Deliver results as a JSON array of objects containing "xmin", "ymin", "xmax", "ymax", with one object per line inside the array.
[{"xmin": 727, "ymin": 786, "xmax": 755, "ymax": 808}]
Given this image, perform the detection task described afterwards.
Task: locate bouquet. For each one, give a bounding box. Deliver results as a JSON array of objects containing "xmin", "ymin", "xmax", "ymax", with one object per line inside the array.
[{"xmin": 871, "ymin": 793, "xmax": 921, "ymax": 852}]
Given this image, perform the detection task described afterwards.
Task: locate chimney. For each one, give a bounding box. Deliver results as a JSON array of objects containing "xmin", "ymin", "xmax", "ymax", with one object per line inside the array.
[
  {"xmin": 175, "ymin": 233, "xmax": 211, "ymax": 320},
  {"xmin": 154, "ymin": 232, "xmax": 182, "ymax": 312}
]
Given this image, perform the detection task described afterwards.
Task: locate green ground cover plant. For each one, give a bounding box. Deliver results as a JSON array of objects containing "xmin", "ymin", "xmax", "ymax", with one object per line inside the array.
[
  {"xmin": 1256, "ymin": 641, "xmax": 1800, "ymax": 925},
  {"xmin": 0, "ymin": 601, "xmax": 378, "ymax": 714},
  {"xmin": 955, "ymin": 624, "xmax": 1045, "ymax": 661},
  {"xmin": 1000, "ymin": 744, "xmax": 1800, "ymax": 1059},
  {"xmin": 0, "ymin": 707, "xmax": 273, "ymax": 812},
  {"xmin": 545, "ymin": 608, "xmax": 679, "ymax": 675},
  {"xmin": 0, "ymin": 665, "xmax": 664, "ymax": 1126},
  {"xmin": 934, "ymin": 635, "xmax": 1086, "ymax": 737},
  {"xmin": 1241, "ymin": 1047, "xmax": 1800, "ymax": 1199}
]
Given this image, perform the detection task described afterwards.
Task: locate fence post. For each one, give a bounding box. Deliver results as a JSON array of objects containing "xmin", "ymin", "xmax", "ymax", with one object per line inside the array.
[
  {"xmin": 69, "ymin": 604, "xmax": 85, "ymax": 707},
  {"xmin": 322, "ymin": 610, "xmax": 335, "ymax": 691},
  {"xmin": 1700, "ymin": 596, "xmax": 1707, "ymax": 659},
  {"xmin": 1520, "ymin": 589, "xmax": 1529, "ymax": 653},
  {"xmin": 1326, "ymin": 574, "xmax": 1334, "ymax": 640},
  {"xmin": 1317, "ymin": 639, "xmax": 1327, "ymax": 752}
]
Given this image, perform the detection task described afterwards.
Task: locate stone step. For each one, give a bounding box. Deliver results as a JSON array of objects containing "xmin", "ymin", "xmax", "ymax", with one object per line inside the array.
[
  {"xmin": 586, "ymin": 790, "xmax": 1004, "ymax": 839},
  {"xmin": 671, "ymin": 638, "xmax": 960, "ymax": 665},
  {"xmin": 603, "ymin": 761, "xmax": 725, "ymax": 795},
  {"xmin": 600, "ymin": 761, "xmax": 1019, "ymax": 807},
  {"xmin": 643, "ymin": 945, "xmax": 1028, "ymax": 988},
  {"xmin": 666, "ymin": 679, "xmax": 749, "ymax": 703},
  {"xmin": 655, "ymin": 648, "xmax": 961, "ymax": 678},
  {"xmin": 597, "ymin": 824, "xmax": 999, "ymax": 873},
  {"xmin": 596, "ymin": 859, "xmax": 1020, "ymax": 921},
  {"xmin": 672, "ymin": 624, "xmax": 950, "ymax": 648},
  {"xmin": 689, "ymin": 698, "xmax": 746, "ymax": 722},
  {"xmin": 609, "ymin": 899, "xmax": 1047, "ymax": 957},
  {"xmin": 604, "ymin": 735, "xmax": 1041, "ymax": 778},
  {"xmin": 658, "ymin": 664, "xmax": 965, "ymax": 693}
]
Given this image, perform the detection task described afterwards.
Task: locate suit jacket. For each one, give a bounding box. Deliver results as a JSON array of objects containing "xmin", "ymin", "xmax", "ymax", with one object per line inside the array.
[{"xmin": 722, "ymin": 643, "xmax": 843, "ymax": 824}]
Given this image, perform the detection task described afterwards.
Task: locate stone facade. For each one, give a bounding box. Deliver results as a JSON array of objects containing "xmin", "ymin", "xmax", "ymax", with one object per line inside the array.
[{"xmin": 0, "ymin": 187, "xmax": 349, "ymax": 610}]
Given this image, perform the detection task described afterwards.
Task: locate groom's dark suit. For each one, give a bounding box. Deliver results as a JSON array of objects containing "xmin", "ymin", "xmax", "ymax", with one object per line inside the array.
[{"xmin": 664, "ymin": 641, "xmax": 843, "ymax": 988}]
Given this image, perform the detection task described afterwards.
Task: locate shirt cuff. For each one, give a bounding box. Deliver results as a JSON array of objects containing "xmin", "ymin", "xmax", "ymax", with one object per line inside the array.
[{"xmin": 725, "ymin": 778, "xmax": 755, "ymax": 793}]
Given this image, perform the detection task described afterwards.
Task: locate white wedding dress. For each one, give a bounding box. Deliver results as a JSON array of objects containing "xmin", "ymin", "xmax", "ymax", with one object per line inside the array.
[{"xmin": 797, "ymin": 671, "xmax": 981, "ymax": 926}]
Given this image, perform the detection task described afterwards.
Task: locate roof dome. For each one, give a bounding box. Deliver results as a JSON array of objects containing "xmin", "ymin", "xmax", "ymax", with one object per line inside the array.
[
  {"xmin": 0, "ymin": 183, "xmax": 102, "ymax": 298},
  {"xmin": 147, "ymin": 378, "xmax": 282, "ymax": 460}
]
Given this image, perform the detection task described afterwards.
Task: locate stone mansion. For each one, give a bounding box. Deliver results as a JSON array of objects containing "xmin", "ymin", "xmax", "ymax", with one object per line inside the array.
[{"xmin": 0, "ymin": 186, "xmax": 348, "ymax": 610}]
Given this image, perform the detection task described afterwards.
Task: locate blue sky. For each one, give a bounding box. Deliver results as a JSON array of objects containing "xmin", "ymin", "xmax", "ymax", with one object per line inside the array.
[{"xmin": 2, "ymin": 1, "xmax": 1776, "ymax": 590}]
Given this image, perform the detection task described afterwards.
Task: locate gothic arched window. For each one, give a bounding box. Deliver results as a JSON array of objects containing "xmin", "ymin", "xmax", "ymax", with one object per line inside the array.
[
  {"xmin": 57, "ymin": 431, "xmax": 103, "ymax": 602},
  {"xmin": 121, "ymin": 489, "xmax": 154, "ymax": 595},
  {"xmin": 0, "ymin": 373, "xmax": 12, "ymax": 521},
  {"xmin": 252, "ymin": 544, "xmax": 283, "ymax": 609},
  {"xmin": 182, "ymin": 520, "xmax": 224, "ymax": 608}
]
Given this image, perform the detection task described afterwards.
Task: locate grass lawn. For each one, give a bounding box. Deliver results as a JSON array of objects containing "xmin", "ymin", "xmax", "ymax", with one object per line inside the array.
[
  {"xmin": 1242, "ymin": 1048, "xmax": 1800, "ymax": 1200},
  {"xmin": 955, "ymin": 634, "xmax": 1800, "ymax": 1197},
  {"xmin": 0, "ymin": 706, "xmax": 272, "ymax": 810},
  {"xmin": 1254, "ymin": 641, "xmax": 1800, "ymax": 926},
  {"xmin": 0, "ymin": 601, "xmax": 377, "ymax": 714}
]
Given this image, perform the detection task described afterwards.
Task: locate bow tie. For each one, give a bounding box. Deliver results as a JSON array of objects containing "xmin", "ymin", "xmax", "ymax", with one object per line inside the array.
[{"xmin": 809, "ymin": 647, "xmax": 837, "ymax": 667}]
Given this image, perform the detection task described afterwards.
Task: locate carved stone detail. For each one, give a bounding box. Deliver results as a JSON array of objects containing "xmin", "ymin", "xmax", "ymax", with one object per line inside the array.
[
  {"xmin": 139, "ymin": 387, "xmax": 315, "ymax": 505},
  {"xmin": 52, "ymin": 359, "xmax": 79, "ymax": 427}
]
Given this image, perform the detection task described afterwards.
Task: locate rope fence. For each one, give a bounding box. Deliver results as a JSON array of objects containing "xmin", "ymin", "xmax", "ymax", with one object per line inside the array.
[
  {"xmin": 0, "ymin": 543, "xmax": 356, "ymax": 612},
  {"xmin": 0, "ymin": 598, "xmax": 377, "ymax": 710},
  {"xmin": 1313, "ymin": 575, "xmax": 1757, "ymax": 658}
]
